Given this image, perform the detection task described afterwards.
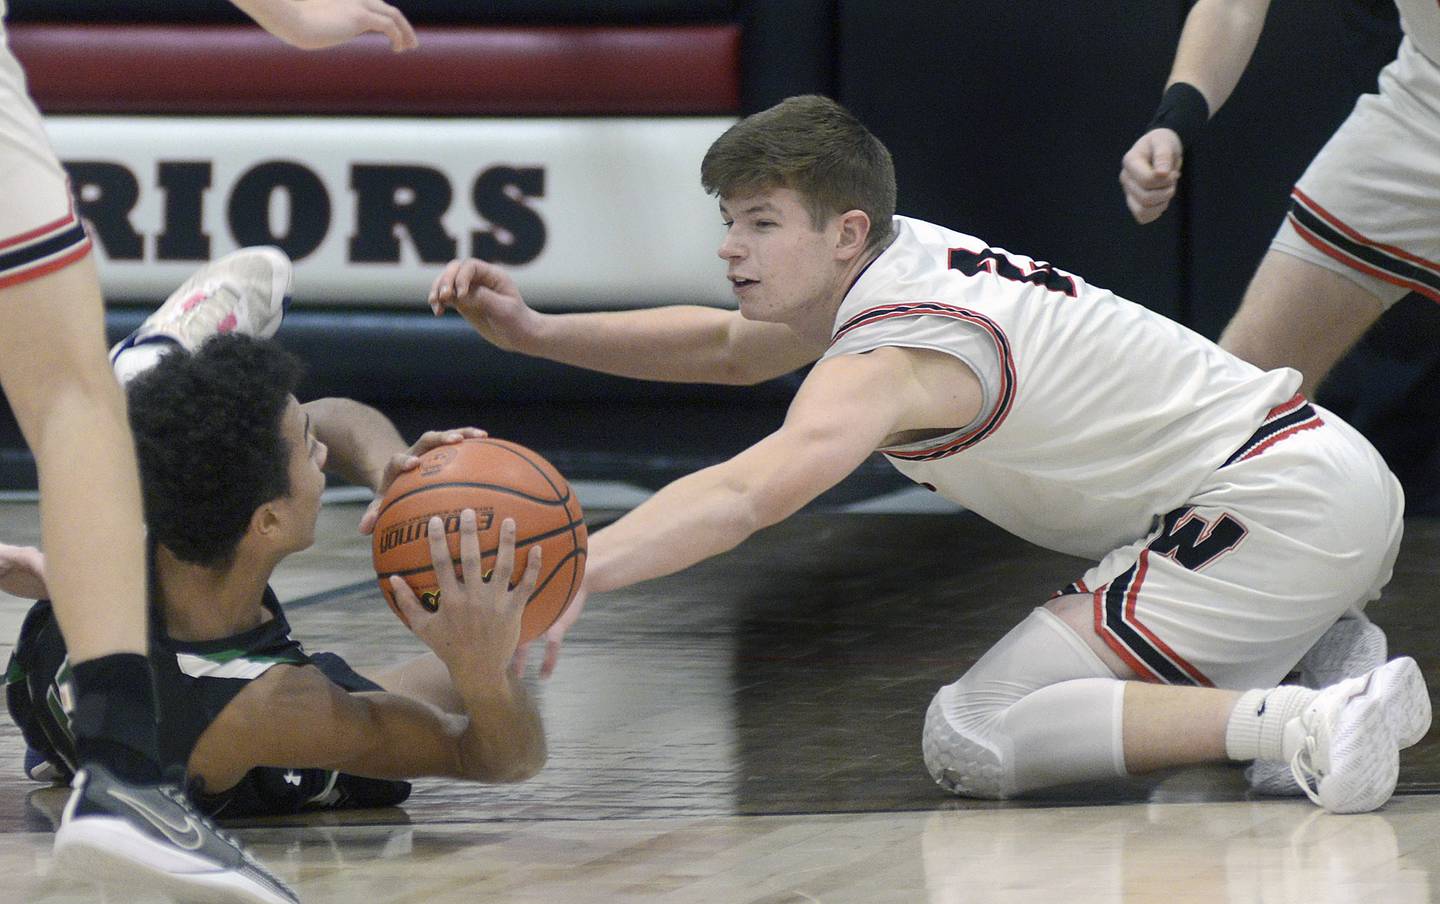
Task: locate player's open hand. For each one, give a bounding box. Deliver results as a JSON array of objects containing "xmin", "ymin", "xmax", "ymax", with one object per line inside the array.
[
  {"xmin": 242, "ymin": 0, "xmax": 419, "ymax": 53},
  {"xmin": 359, "ymin": 427, "xmax": 488, "ymax": 534},
  {"xmin": 1119, "ymin": 128, "xmax": 1184, "ymax": 224},
  {"xmin": 0, "ymin": 543, "xmax": 47, "ymax": 600},
  {"xmin": 391, "ymin": 511, "xmax": 541, "ymax": 681},
  {"xmin": 428, "ymin": 258, "xmax": 541, "ymax": 353}
]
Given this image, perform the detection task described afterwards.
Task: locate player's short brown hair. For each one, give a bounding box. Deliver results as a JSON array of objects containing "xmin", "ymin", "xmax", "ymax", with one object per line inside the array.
[{"xmin": 701, "ymin": 94, "xmax": 896, "ymax": 252}]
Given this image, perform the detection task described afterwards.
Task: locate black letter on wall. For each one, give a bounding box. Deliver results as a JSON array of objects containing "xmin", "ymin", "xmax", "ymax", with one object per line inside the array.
[
  {"xmin": 228, "ymin": 161, "xmax": 330, "ymax": 260},
  {"xmin": 156, "ymin": 161, "xmax": 212, "ymax": 261},
  {"xmin": 471, "ymin": 167, "xmax": 545, "ymax": 265},
  {"xmin": 349, "ymin": 164, "xmax": 457, "ymax": 263},
  {"xmin": 62, "ymin": 161, "xmax": 143, "ymax": 260}
]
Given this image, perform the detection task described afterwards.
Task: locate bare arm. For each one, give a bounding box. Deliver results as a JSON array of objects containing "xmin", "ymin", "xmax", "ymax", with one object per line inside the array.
[
  {"xmin": 303, "ymin": 397, "xmax": 408, "ymax": 491},
  {"xmin": 1167, "ymin": 0, "xmax": 1273, "ymax": 113},
  {"xmin": 585, "ymin": 347, "xmax": 984, "ymax": 593},
  {"xmin": 429, "ymin": 257, "xmax": 825, "ymax": 385},
  {"xmin": 1120, "ymin": 0, "xmax": 1272, "ymax": 223},
  {"xmin": 190, "ymin": 514, "xmax": 545, "ymax": 789},
  {"xmin": 365, "ymin": 652, "xmax": 464, "ymax": 714},
  {"xmin": 230, "ymin": 0, "xmax": 418, "ymax": 52},
  {"xmin": 302, "ymin": 397, "xmax": 489, "ymax": 532}
]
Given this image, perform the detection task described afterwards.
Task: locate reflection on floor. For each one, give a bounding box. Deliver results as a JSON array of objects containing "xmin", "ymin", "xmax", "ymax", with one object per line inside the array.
[{"xmin": 0, "ymin": 501, "xmax": 1437, "ymax": 903}]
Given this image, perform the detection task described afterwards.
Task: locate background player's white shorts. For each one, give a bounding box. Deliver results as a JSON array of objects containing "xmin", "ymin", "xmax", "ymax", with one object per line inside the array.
[
  {"xmin": 1064, "ymin": 399, "xmax": 1403, "ymax": 691},
  {"xmin": 0, "ymin": 13, "xmax": 92, "ymax": 291},
  {"xmin": 1270, "ymin": 37, "xmax": 1440, "ymax": 308}
]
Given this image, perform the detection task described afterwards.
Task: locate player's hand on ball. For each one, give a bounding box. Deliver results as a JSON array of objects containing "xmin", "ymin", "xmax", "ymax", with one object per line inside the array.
[
  {"xmin": 0, "ymin": 543, "xmax": 47, "ymax": 600},
  {"xmin": 1119, "ymin": 128, "xmax": 1183, "ymax": 224},
  {"xmin": 391, "ymin": 511, "xmax": 541, "ymax": 680},
  {"xmin": 359, "ymin": 427, "xmax": 488, "ymax": 534},
  {"xmin": 428, "ymin": 258, "xmax": 541, "ymax": 353},
  {"xmin": 247, "ymin": 0, "xmax": 419, "ymax": 53}
]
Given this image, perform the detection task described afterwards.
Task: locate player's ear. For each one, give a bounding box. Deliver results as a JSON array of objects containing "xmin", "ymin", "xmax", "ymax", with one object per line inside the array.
[
  {"xmin": 250, "ymin": 502, "xmax": 283, "ymax": 540},
  {"xmin": 835, "ymin": 209, "xmax": 871, "ymax": 261}
]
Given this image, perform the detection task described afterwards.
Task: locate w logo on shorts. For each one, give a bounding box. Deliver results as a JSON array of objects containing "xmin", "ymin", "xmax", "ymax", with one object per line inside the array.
[
  {"xmin": 1147, "ymin": 508, "xmax": 1247, "ymax": 571},
  {"xmin": 1094, "ymin": 506, "xmax": 1250, "ymax": 687}
]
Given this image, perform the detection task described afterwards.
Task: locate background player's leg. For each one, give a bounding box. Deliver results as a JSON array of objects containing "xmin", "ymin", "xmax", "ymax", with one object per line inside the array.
[
  {"xmin": 0, "ymin": 256, "xmax": 160, "ymax": 785},
  {"xmin": 1218, "ymin": 251, "xmax": 1385, "ymax": 396},
  {"xmin": 0, "ymin": 256, "xmax": 148, "ymax": 665}
]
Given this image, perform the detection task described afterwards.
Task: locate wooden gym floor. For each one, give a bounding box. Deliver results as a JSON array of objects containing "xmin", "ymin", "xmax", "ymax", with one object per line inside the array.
[{"xmin": 1, "ymin": 490, "xmax": 1438, "ymax": 903}]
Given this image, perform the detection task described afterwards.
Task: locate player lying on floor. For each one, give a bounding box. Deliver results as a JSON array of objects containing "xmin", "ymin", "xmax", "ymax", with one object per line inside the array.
[
  {"xmin": 428, "ymin": 94, "xmax": 1430, "ymax": 814},
  {"xmin": 6, "ymin": 327, "xmax": 545, "ymax": 816}
]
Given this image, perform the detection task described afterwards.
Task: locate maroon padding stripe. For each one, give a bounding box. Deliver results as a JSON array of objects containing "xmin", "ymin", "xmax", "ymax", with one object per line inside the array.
[{"xmin": 10, "ymin": 24, "xmax": 741, "ymax": 115}]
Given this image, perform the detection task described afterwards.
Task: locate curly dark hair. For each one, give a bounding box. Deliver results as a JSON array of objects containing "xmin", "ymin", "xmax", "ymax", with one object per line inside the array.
[{"xmin": 126, "ymin": 334, "xmax": 304, "ymax": 568}]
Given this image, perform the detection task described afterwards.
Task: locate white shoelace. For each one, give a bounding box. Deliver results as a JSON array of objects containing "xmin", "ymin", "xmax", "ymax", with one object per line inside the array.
[{"xmin": 1289, "ymin": 735, "xmax": 1325, "ymax": 807}]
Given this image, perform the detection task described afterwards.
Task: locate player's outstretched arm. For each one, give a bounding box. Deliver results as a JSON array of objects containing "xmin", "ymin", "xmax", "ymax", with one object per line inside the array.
[
  {"xmin": 188, "ymin": 512, "xmax": 545, "ymax": 791},
  {"xmin": 525, "ymin": 348, "xmax": 984, "ymax": 678},
  {"xmin": 1120, "ymin": 0, "xmax": 1271, "ymax": 224},
  {"xmin": 230, "ymin": 0, "xmax": 418, "ymax": 52},
  {"xmin": 430, "ymin": 257, "xmax": 825, "ymax": 385}
]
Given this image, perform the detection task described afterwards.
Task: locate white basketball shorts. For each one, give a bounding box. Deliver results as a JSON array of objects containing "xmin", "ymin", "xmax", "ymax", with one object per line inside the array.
[
  {"xmin": 1058, "ymin": 396, "xmax": 1404, "ymax": 690},
  {"xmin": 0, "ymin": 16, "xmax": 91, "ymax": 291},
  {"xmin": 1271, "ymin": 37, "xmax": 1440, "ymax": 308}
]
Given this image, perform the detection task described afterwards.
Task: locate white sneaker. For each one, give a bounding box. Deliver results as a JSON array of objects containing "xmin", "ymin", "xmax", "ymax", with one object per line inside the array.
[
  {"xmin": 1298, "ymin": 611, "xmax": 1388, "ymax": 689},
  {"xmin": 1286, "ymin": 656, "xmax": 1431, "ymax": 814},
  {"xmin": 1247, "ymin": 613, "xmax": 1390, "ymax": 795},
  {"xmin": 110, "ymin": 246, "xmax": 292, "ymax": 383}
]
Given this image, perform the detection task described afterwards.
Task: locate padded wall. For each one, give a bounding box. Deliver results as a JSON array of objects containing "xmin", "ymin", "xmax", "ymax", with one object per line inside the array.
[{"xmin": 836, "ymin": 0, "xmax": 1185, "ymax": 322}]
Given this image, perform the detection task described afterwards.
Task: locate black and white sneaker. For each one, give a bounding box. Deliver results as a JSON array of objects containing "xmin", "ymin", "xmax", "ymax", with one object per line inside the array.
[{"xmin": 54, "ymin": 765, "xmax": 299, "ymax": 904}]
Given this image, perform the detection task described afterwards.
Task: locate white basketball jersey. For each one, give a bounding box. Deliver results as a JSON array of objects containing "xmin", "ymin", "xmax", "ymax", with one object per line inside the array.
[
  {"xmin": 822, "ymin": 216, "xmax": 1298, "ymax": 560},
  {"xmin": 1396, "ymin": 0, "xmax": 1440, "ymax": 65}
]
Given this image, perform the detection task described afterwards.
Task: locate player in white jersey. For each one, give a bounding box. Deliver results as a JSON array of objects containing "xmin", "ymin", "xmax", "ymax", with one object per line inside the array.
[
  {"xmin": 431, "ymin": 95, "xmax": 1430, "ymax": 814},
  {"xmin": 0, "ymin": 2, "xmax": 413, "ymax": 902},
  {"xmin": 1120, "ymin": 0, "xmax": 1440, "ymax": 395}
]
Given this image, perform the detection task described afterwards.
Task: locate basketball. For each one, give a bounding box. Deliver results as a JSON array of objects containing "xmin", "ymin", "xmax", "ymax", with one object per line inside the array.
[{"xmin": 370, "ymin": 437, "xmax": 587, "ymax": 646}]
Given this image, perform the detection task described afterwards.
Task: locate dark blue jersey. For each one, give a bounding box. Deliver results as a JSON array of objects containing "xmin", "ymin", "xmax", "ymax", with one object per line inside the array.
[{"xmin": 6, "ymin": 590, "xmax": 410, "ymax": 818}]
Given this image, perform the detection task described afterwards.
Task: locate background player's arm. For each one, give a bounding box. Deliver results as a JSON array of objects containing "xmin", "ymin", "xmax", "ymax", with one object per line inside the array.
[
  {"xmin": 1165, "ymin": 0, "xmax": 1272, "ymax": 114},
  {"xmin": 189, "ymin": 514, "xmax": 545, "ymax": 790},
  {"xmin": 430, "ymin": 257, "xmax": 826, "ymax": 385},
  {"xmin": 585, "ymin": 346, "xmax": 984, "ymax": 593},
  {"xmin": 301, "ymin": 397, "xmax": 488, "ymax": 533},
  {"xmin": 230, "ymin": 0, "xmax": 418, "ymax": 52},
  {"xmin": 1121, "ymin": 0, "xmax": 1272, "ymax": 223}
]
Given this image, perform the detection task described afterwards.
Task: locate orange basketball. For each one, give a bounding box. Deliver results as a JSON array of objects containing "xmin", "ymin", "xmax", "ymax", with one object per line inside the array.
[{"xmin": 371, "ymin": 437, "xmax": 586, "ymax": 646}]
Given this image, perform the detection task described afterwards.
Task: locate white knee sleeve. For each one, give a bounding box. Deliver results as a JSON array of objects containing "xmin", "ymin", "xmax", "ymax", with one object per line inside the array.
[{"xmin": 923, "ymin": 607, "xmax": 1128, "ymax": 799}]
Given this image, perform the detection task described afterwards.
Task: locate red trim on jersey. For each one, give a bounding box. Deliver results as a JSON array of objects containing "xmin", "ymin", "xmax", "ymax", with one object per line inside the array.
[
  {"xmin": 1094, "ymin": 585, "xmax": 1156, "ymax": 680},
  {"xmin": 1293, "ymin": 187, "xmax": 1440, "ymax": 275},
  {"xmin": 1093, "ymin": 554, "xmax": 1214, "ymax": 687},
  {"xmin": 1125, "ymin": 552, "xmax": 1213, "ymax": 686},
  {"xmin": 0, "ymin": 211, "xmax": 77, "ymax": 252},
  {"xmin": 0, "ymin": 239, "xmax": 93, "ymax": 291},
  {"xmin": 1236, "ymin": 419, "xmax": 1325, "ymax": 464},
  {"xmin": 1265, "ymin": 393, "xmax": 1307, "ymax": 421},
  {"xmin": 1289, "ymin": 212, "xmax": 1440, "ymax": 304},
  {"xmin": 1290, "ymin": 192, "xmax": 1440, "ymax": 305},
  {"xmin": 830, "ymin": 301, "xmax": 1018, "ymax": 461}
]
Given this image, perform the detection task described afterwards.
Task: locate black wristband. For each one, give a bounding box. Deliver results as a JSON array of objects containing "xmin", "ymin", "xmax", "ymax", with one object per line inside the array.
[{"xmin": 1145, "ymin": 82, "xmax": 1210, "ymax": 151}]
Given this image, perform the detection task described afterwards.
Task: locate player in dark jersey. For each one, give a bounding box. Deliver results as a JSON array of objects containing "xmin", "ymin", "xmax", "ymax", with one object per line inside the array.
[{"xmin": 6, "ymin": 334, "xmax": 547, "ymax": 818}]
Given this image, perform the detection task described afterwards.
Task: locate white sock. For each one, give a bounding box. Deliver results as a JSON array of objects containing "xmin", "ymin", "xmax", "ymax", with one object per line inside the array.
[
  {"xmin": 1225, "ymin": 686, "xmax": 1317, "ymax": 761},
  {"xmin": 111, "ymin": 341, "xmax": 176, "ymax": 385}
]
